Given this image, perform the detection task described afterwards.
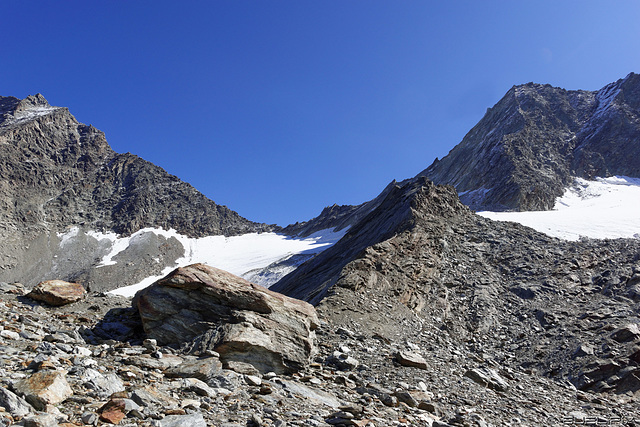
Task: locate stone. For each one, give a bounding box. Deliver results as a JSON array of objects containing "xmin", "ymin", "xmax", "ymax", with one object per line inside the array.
[
  {"xmin": 163, "ymin": 356, "xmax": 222, "ymax": 382},
  {"xmin": 13, "ymin": 370, "xmax": 73, "ymax": 411},
  {"xmin": 279, "ymin": 379, "xmax": 342, "ymax": 408},
  {"xmin": 134, "ymin": 263, "xmax": 319, "ymax": 374},
  {"xmin": 131, "ymin": 386, "xmax": 179, "ymax": 409},
  {"xmin": 80, "ymin": 412, "xmax": 98, "ymax": 425},
  {"xmin": 157, "ymin": 413, "xmax": 207, "ymax": 427},
  {"xmin": 125, "ymin": 354, "xmax": 183, "ymax": 370},
  {"xmin": 326, "ymin": 351, "xmax": 359, "ymax": 371},
  {"xmin": 0, "ymin": 330, "xmax": 20, "ymax": 340},
  {"xmin": 0, "ymin": 386, "xmax": 32, "ymax": 417},
  {"xmin": 80, "ymin": 368, "xmax": 125, "ymax": 398},
  {"xmin": 174, "ymin": 378, "xmax": 217, "ymax": 398},
  {"xmin": 245, "ymin": 375, "xmax": 262, "ymax": 386},
  {"xmin": 573, "ymin": 344, "xmax": 595, "ymax": 358},
  {"xmin": 611, "ymin": 324, "xmax": 640, "ymax": 343},
  {"xmin": 98, "ymin": 398, "xmax": 127, "ymax": 424},
  {"xmin": 27, "ymin": 280, "xmax": 86, "ymax": 306},
  {"xmin": 22, "ymin": 413, "xmax": 59, "ymax": 427},
  {"xmin": 464, "ymin": 367, "xmax": 509, "ymax": 392},
  {"xmin": 395, "ymin": 351, "xmax": 428, "ymax": 370}
]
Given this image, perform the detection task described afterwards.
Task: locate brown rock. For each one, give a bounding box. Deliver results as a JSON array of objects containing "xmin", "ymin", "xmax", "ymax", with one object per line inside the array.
[
  {"xmin": 13, "ymin": 370, "xmax": 73, "ymax": 411},
  {"xmin": 27, "ymin": 280, "xmax": 85, "ymax": 306},
  {"xmin": 99, "ymin": 398, "xmax": 127, "ymax": 424},
  {"xmin": 134, "ymin": 263, "xmax": 319, "ymax": 374}
]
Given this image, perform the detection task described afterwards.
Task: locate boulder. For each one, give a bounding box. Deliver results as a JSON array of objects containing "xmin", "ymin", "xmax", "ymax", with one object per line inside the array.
[
  {"xmin": 463, "ymin": 367, "xmax": 509, "ymax": 392},
  {"xmin": 13, "ymin": 370, "xmax": 73, "ymax": 411},
  {"xmin": 134, "ymin": 263, "xmax": 319, "ymax": 374},
  {"xmin": 611, "ymin": 324, "xmax": 640, "ymax": 343},
  {"xmin": 27, "ymin": 280, "xmax": 85, "ymax": 306}
]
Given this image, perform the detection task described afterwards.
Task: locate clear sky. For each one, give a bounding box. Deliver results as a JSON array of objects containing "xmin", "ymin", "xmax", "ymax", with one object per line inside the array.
[{"xmin": 2, "ymin": 2, "xmax": 639, "ymax": 226}]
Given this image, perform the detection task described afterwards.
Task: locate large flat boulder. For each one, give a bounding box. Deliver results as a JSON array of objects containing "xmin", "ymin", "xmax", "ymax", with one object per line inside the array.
[
  {"xmin": 134, "ymin": 263, "xmax": 319, "ymax": 374},
  {"xmin": 27, "ymin": 280, "xmax": 86, "ymax": 306}
]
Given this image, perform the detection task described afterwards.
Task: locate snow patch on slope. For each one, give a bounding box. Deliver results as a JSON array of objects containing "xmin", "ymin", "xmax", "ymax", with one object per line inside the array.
[
  {"xmin": 106, "ymin": 227, "xmax": 347, "ymax": 297},
  {"xmin": 3, "ymin": 105, "xmax": 61, "ymax": 127},
  {"xmin": 478, "ymin": 176, "xmax": 640, "ymax": 241}
]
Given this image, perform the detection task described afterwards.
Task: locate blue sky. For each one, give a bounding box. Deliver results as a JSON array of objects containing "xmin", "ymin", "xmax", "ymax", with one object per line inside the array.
[{"xmin": 2, "ymin": 2, "xmax": 640, "ymax": 226}]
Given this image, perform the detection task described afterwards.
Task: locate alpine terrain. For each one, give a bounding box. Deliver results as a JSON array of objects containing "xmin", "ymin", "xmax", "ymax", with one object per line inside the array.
[{"xmin": 0, "ymin": 74, "xmax": 639, "ymax": 426}]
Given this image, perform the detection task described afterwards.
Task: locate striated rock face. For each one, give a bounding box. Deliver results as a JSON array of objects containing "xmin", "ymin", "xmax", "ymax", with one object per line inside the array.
[
  {"xmin": 419, "ymin": 72, "xmax": 640, "ymax": 211},
  {"xmin": 134, "ymin": 263, "xmax": 319, "ymax": 374},
  {"xmin": 0, "ymin": 94, "xmax": 272, "ymax": 289},
  {"xmin": 26, "ymin": 279, "xmax": 86, "ymax": 306}
]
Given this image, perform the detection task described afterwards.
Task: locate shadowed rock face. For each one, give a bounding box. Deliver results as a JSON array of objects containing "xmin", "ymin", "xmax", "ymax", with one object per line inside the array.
[
  {"xmin": 272, "ymin": 177, "xmax": 468, "ymax": 304},
  {"xmin": 134, "ymin": 263, "xmax": 319, "ymax": 374},
  {"xmin": 418, "ymin": 72, "xmax": 640, "ymax": 211}
]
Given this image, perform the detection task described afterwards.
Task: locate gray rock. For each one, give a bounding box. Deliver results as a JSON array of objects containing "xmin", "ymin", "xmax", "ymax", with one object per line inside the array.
[
  {"xmin": 0, "ymin": 386, "xmax": 32, "ymax": 417},
  {"xmin": 156, "ymin": 413, "xmax": 207, "ymax": 427},
  {"xmin": 174, "ymin": 377, "xmax": 217, "ymax": 397},
  {"xmin": 22, "ymin": 413, "xmax": 59, "ymax": 427},
  {"xmin": 279, "ymin": 380, "xmax": 342, "ymax": 408},
  {"xmin": 326, "ymin": 351, "xmax": 359, "ymax": 371},
  {"xmin": 80, "ymin": 368, "xmax": 125, "ymax": 398},
  {"xmin": 611, "ymin": 323, "xmax": 640, "ymax": 342},
  {"xmin": 163, "ymin": 356, "xmax": 222, "ymax": 382},
  {"xmin": 464, "ymin": 367, "xmax": 509, "ymax": 392}
]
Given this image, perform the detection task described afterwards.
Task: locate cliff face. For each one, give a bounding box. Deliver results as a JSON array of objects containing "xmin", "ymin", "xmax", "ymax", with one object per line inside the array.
[
  {"xmin": 0, "ymin": 94, "xmax": 272, "ymax": 288},
  {"xmin": 419, "ymin": 73, "xmax": 640, "ymax": 211}
]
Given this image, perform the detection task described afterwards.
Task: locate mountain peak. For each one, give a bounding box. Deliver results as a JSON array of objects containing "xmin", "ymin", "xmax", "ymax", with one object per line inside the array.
[{"xmin": 420, "ymin": 74, "xmax": 640, "ymax": 211}]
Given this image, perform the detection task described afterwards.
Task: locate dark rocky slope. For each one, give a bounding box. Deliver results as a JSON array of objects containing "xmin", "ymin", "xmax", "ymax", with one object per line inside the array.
[
  {"xmin": 418, "ymin": 72, "xmax": 640, "ymax": 211},
  {"xmin": 0, "ymin": 94, "xmax": 272, "ymax": 289}
]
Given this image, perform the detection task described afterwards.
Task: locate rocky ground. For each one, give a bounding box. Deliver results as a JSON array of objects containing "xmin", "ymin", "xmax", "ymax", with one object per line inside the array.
[{"xmin": 1, "ymin": 279, "xmax": 639, "ymax": 427}]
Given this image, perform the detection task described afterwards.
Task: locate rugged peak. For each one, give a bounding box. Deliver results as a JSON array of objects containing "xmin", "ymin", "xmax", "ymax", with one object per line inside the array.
[
  {"xmin": 420, "ymin": 73, "xmax": 640, "ymax": 211},
  {"xmin": 0, "ymin": 94, "xmax": 274, "ymax": 290},
  {"xmin": 16, "ymin": 93, "xmax": 51, "ymax": 110},
  {"xmin": 0, "ymin": 93, "xmax": 63, "ymax": 128}
]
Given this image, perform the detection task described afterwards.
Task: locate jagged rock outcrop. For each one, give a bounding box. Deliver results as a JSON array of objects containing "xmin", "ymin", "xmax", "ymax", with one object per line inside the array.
[
  {"xmin": 134, "ymin": 263, "xmax": 319, "ymax": 374},
  {"xmin": 419, "ymin": 72, "xmax": 640, "ymax": 211},
  {"xmin": 272, "ymin": 177, "xmax": 468, "ymax": 303},
  {"xmin": 0, "ymin": 94, "xmax": 273, "ymax": 289}
]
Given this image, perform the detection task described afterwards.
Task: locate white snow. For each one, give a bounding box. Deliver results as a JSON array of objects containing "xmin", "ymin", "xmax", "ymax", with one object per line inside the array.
[
  {"xmin": 3, "ymin": 106, "xmax": 60, "ymax": 126},
  {"xmin": 58, "ymin": 226, "xmax": 82, "ymax": 247},
  {"xmin": 107, "ymin": 227, "xmax": 348, "ymax": 297},
  {"xmin": 478, "ymin": 176, "xmax": 640, "ymax": 241}
]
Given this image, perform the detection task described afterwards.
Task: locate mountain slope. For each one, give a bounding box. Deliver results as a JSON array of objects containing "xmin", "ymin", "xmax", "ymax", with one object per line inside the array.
[
  {"xmin": 419, "ymin": 72, "xmax": 640, "ymax": 211},
  {"xmin": 273, "ymin": 176, "xmax": 640, "ymax": 405},
  {"xmin": 0, "ymin": 94, "xmax": 273, "ymax": 289}
]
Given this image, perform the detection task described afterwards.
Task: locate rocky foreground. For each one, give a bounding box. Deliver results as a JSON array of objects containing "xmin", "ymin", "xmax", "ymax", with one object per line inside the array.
[{"xmin": 1, "ymin": 264, "xmax": 640, "ymax": 427}]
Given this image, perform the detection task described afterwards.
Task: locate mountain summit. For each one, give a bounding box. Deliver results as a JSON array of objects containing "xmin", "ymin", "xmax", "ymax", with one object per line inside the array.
[
  {"xmin": 419, "ymin": 72, "xmax": 640, "ymax": 211},
  {"xmin": 0, "ymin": 94, "xmax": 272, "ymax": 288}
]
